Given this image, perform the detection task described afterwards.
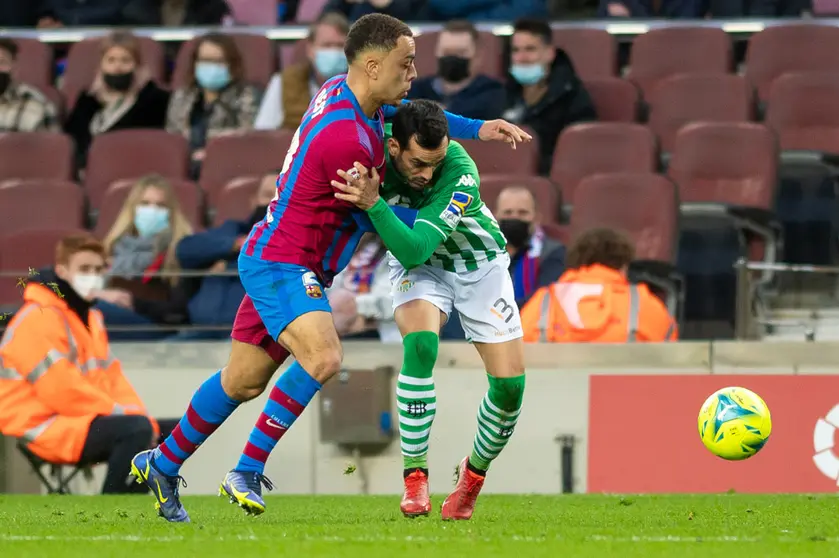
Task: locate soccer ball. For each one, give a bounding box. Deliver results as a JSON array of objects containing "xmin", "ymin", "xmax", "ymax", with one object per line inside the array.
[{"xmin": 697, "ymin": 386, "xmax": 772, "ymax": 461}]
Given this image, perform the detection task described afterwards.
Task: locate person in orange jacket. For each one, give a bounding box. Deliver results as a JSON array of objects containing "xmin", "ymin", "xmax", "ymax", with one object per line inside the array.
[
  {"xmin": 521, "ymin": 227, "xmax": 678, "ymax": 343},
  {"xmin": 0, "ymin": 233, "xmax": 177, "ymax": 494}
]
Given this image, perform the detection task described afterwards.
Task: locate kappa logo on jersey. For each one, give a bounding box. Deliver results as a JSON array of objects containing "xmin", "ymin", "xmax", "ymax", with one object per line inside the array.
[
  {"xmin": 439, "ymin": 191, "xmax": 474, "ymax": 228},
  {"xmin": 302, "ymin": 271, "xmax": 323, "ymax": 299},
  {"xmin": 457, "ymin": 174, "xmax": 477, "ymax": 188}
]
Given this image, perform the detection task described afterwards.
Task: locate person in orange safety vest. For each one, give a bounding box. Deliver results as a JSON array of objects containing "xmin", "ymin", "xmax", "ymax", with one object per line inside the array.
[
  {"xmin": 0, "ymin": 234, "xmax": 177, "ymax": 493},
  {"xmin": 520, "ymin": 227, "xmax": 678, "ymax": 343}
]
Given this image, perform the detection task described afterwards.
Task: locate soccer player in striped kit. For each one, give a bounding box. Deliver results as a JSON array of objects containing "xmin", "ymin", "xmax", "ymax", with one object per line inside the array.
[
  {"xmin": 129, "ymin": 14, "xmax": 530, "ymax": 522},
  {"xmin": 333, "ymin": 100, "xmax": 527, "ymax": 520}
]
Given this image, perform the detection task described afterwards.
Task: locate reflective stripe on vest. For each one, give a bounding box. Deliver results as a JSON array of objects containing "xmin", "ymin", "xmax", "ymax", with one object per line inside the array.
[
  {"xmin": 537, "ymin": 283, "xmax": 641, "ymax": 342},
  {"xmin": 21, "ymin": 415, "xmax": 57, "ymax": 443}
]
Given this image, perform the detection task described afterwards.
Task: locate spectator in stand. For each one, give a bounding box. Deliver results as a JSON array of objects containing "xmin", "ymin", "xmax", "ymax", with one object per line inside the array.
[
  {"xmin": 160, "ymin": 0, "xmax": 232, "ymax": 25},
  {"xmin": 166, "ymin": 33, "xmax": 261, "ymax": 178},
  {"xmin": 0, "ymin": 234, "xmax": 179, "ymax": 494},
  {"xmin": 427, "ymin": 0, "xmax": 547, "ymax": 20},
  {"xmin": 97, "ymin": 175, "xmax": 195, "ymax": 340},
  {"xmin": 64, "ymin": 31, "xmax": 170, "ymax": 169},
  {"xmin": 406, "ymin": 20, "xmax": 505, "ymax": 121},
  {"xmin": 495, "ymin": 185, "xmax": 566, "ymax": 308},
  {"xmin": 503, "ymin": 19, "xmax": 596, "ymax": 175},
  {"xmin": 520, "ymin": 227, "xmax": 678, "ymax": 343},
  {"xmin": 172, "ymin": 173, "xmax": 277, "ymax": 340},
  {"xmin": 321, "ymin": 0, "xmax": 429, "ymax": 22},
  {"xmin": 37, "ymin": 0, "xmax": 160, "ymax": 27},
  {"xmin": 0, "ymin": 38, "xmax": 58, "ymax": 132},
  {"xmin": 328, "ymin": 235, "xmax": 400, "ymax": 342},
  {"xmin": 598, "ymin": 0, "xmax": 704, "ymax": 17},
  {"xmin": 255, "ymin": 13, "xmax": 349, "ymax": 131},
  {"xmin": 708, "ymin": 0, "xmax": 808, "ymax": 16}
]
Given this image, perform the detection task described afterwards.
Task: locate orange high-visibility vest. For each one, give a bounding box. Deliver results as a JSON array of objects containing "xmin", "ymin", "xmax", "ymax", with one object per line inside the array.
[
  {"xmin": 521, "ymin": 264, "xmax": 678, "ymax": 343},
  {"xmin": 0, "ymin": 282, "xmax": 155, "ymax": 464}
]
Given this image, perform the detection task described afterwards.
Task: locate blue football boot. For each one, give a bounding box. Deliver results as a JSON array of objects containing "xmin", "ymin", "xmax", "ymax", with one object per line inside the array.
[
  {"xmin": 130, "ymin": 450, "xmax": 190, "ymax": 523},
  {"xmin": 219, "ymin": 470, "xmax": 274, "ymax": 516}
]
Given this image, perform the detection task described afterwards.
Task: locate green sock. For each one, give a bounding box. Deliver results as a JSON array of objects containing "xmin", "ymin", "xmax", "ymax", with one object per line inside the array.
[
  {"xmin": 397, "ymin": 331, "xmax": 439, "ymax": 470},
  {"xmin": 468, "ymin": 373, "xmax": 526, "ymax": 473}
]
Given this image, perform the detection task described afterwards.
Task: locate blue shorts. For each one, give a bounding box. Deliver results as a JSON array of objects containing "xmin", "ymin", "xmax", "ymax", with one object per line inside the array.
[{"xmin": 236, "ymin": 254, "xmax": 332, "ymax": 342}]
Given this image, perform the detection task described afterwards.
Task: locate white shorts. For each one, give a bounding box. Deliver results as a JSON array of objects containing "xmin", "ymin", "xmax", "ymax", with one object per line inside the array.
[{"xmin": 388, "ymin": 253, "xmax": 523, "ymax": 343}]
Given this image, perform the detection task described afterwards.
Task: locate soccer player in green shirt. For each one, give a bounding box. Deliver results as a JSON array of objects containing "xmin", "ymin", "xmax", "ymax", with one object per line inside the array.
[{"xmin": 332, "ymin": 100, "xmax": 526, "ymax": 521}]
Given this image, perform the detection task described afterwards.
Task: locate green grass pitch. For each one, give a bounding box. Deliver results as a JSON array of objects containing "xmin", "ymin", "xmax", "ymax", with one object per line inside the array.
[{"xmin": 0, "ymin": 494, "xmax": 837, "ymax": 557}]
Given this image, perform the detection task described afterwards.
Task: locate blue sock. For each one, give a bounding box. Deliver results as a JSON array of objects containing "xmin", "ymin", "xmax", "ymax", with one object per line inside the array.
[
  {"xmin": 153, "ymin": 371, "xmax": 240, "ymax": 477},
  {"xmin": 236, "ymin": 361, "xmax": 322, "ymax": 473}
]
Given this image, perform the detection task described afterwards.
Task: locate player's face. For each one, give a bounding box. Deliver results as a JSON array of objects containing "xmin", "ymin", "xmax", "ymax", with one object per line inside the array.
[
  {"xmin": 374, "ymin": 35, "xmax": 417, "ymax": 104},
  {"xmin": 388, "ymin": 135, "xmax": 448, "ymax": 190}
]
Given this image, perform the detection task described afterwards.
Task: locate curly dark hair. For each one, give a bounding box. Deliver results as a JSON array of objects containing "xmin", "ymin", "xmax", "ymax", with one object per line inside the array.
[{"xmin": 566, "ymin": 227, "xmax": 635, "ymax": 270}]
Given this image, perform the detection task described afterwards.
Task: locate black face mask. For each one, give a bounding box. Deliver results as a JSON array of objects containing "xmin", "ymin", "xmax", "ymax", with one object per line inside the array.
[
  {"xmin": 103, "ymin": 71, "xmax": 134, "ymax": 92},
  {"xmin": 249, "ymin": 205, "xmax": 269, "ymax": 226},
  {"xmin": 437, "ymin": 55, "xmax": 470, "ymax": 83},
  {"xmin": 499, "ymin": 219, "xmax": 531, "ymax": 250},
  {"xmin": 0, "ymin": 72, "xmax": 10, "ymax": 95}
]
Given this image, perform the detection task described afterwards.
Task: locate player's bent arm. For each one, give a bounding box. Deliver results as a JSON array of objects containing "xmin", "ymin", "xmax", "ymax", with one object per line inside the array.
[
  {"xmin": 366, "ymin": 198, "xmax": 445, "ymax": 269},
  {"xmin": 382, "ymin": 101, "xmax": 483, "ymax": 140}
]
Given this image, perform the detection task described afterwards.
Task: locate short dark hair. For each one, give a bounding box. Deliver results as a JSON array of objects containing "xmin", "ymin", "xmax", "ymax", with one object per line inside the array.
[
  {"xmin": 442, "ymin": 20, "xmax": 479, "ymax": 44},
  {"xmin": 0, "ymin": 38, "xmax": 18, "ymax": 59},
  {"xmin": 344, "ymin": 13, "xmax": 413, "ymax": 64},
  {"xmin": 513, "ymin": 18, "xmax": 552, "ymax": 45},
  {"xmin": 566, "ymin": 227, "xmax": 635, "ymax": 270},
  {"xmin": 391, "ymin": 100, "xmax": 449, "ymax": 151}
]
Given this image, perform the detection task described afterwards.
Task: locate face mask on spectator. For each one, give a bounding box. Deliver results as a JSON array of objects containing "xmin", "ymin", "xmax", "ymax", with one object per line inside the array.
[
  {"xmin": 195, "ymin": 62, "xmax": 231, "ymax": 91},
  {"xmin": 103, "ymin": 71, "xmax": 134, "ymax": 92},
  {"xmin": 499, "ymin": 218, "xmax": 531, "ymax": 249},
  {"xmin": 437, "ymin": 55, "xmax": 470, "ymax": 83},
  {"xmin": 510, "ymin": 63, "xmax": 545, "ymax": 86},
  {"xmin": 0, "ymin": 72, "xmax": 11, "ymax": 95},
  {"xmin": 134, "ymin": 205, "xmax": 170, "ymax": 238},
  {"xmin": 313, "ymin": 48, "xmax": 348, "ymax": 78},
  {"xmin": 71, "ymin": 273, "xmax": 105, "ymax": 301}
]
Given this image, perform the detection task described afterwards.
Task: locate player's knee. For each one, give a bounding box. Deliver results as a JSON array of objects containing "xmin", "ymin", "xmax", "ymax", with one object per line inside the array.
[
  {"xmin": 404, "ymin": 331, "xmax": 439, "ymax": 371},
  {"xmin": 306, "ymin": 347, "xmax": 343, "ymax": 383},
  {"xmin": 221, "ymin": 364, "xmax": 271, "ymax": 402}
]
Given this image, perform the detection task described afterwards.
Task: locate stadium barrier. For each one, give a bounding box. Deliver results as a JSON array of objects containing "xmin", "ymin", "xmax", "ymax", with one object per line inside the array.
[{"xmin": 4, "ymin": 340, "xmax": 839, "ymax": 495}]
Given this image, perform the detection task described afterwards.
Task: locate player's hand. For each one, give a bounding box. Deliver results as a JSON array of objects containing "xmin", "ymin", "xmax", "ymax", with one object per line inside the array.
[
  {"xmin": 477, "ymin": 120, "xmax": 532, "ymax": 150},
  {"xmin": 332, "ymin": 162, "xmax": 381, "ymax": 210}
]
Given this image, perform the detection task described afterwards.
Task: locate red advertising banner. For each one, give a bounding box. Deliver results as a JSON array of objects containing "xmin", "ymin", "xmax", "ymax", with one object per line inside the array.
[{"xmin": 588, "ymin": 375, "xmax": 839, "ymax": 493}]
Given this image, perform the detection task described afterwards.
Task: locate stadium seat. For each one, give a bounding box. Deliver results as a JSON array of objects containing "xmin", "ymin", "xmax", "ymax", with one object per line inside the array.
[
  {"xmin": 583, "ymin": 78, "xmax": 639, "ymax": 122},
  {"xmin": 13, "ymin": 38, "xmax": 52, "ymax": 90},
  {"xmin": 172, "ymin": 34, "xmax": 277, "ymax": 90},
  {"xmin": 569, "ymin": 172, "xmax": 682, "ymax": 319},
  {"xmin": 16, "ymin": 441, "xmax": 91, "ymax": 495},
  {"xmin": 61, "ymin": 37, "xmax": 166, "ymax": 110},
  {"xmin": 84, "ymin": 130, "xmax": 190, "ymax": 210},
  {"xmin": 745, "ymin": 24, "xmax": 839, "ymax": 103},
  {"xmin": 541, "ymin": 222, "xmax": 570, "ymax": 244},
  {"xmin": 765, "ymin": 72, "xmax": 839, "ymax": 265},
  {"xmin": 647, "ymin": 74, "xmax": 753, "ymax": 154},
  {"xmin": 199, "ymin": 130, "xmax": 293, "ymax": 206},
  {"xmin": 0, "ymin": 180, "xmax": 84, "ymax": 236},
  {"xmin": 457, "ymin": 127, "xmax": 539, "ymax": 177},
  {"xmin": 296, "ymin": 0, "xmax": 331, "ymax": 21},
  {"xmin": 0, "ymin": 228, "xmax": 85, "ymax": 308},
  {"xmin": 413, "ymin": 31, "xmax": 503, "ymax": 80},
  {"xmin": 550, "ymin": 123, "xmax": 658, "ymax": 211},
  {"xmin": 813, "ymin": 0, "xmax": 839, "ymax": 14},
  {"xmin": 214, "ymin": 176, "xmax": 262, "ymax": 226},
  {"xmin": 280, "ymin": 39, "xmax": 307, "ymax": 69},
  {"xmin": 552, "ymin": 29, "xmax": 617, "ymax": 79},
  {"xmin": 0, "ymin": 132, "xmax": 73, "ymax": 181},
  {"xmin": 626, "ymin": 27, "xmax": 732, "ymax": 100},
  {"xmin": 94, "ymin": 179, "xmax": 204, "ymax": 237},
  {"xmin": 478, "ymin": 175, "xmax": 561, "ymax": 223}
]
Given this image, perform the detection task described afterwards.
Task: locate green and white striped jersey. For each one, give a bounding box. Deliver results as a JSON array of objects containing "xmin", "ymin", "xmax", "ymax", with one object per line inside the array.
[{"xmin": 380, "ymin": 137, "xmax": 507, "ymax": 274}]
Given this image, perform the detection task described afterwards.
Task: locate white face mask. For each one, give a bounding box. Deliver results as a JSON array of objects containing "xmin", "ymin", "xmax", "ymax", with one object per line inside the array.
[{"xmin": 71, "ymin": 274, "xmax": 105, "ymax": 300}]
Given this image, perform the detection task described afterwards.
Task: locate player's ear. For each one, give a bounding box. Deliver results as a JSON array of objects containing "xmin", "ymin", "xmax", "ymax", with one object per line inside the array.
[
  {"xmin": 387, "ymin": 137, "xmax": 400, "ymax": 157},
  {"xmin": 364, "ymin": 54, "xmax": 379, "ymax": 80}
]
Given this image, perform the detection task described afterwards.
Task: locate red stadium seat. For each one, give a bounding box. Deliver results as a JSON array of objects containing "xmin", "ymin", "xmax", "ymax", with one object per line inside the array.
[
  {"xmin": 457, "ymin": 129, "xmax": 540, "ymax": 177},
  {"xmin": 199, "ymin": 131, "xmax": 293, "ymax": 206},
  {"xmin": 765, "ymin": 72, "xmax": 839, "ymax": 153},
  {"xmin": 61, "ymin": 37, "xmax": 165, "ymax": 110},
  {"xmin": 550, "ymin": 123, "xmax": 658, "ymax": 208},
  {"xmin": 13, "ymin": 39, "xmax": 52, "ymax": 90},
  {"xmin": 85, "ymin": 130, "xmax": 190, "ymax": 209},
  {"xmin": 553, "ymin": 29, "xmax": 617, "ymax": 79},
  {"xmin": 0, "ymin": 133, "xmax": 73, "ymax": 181},
  {"xmin": 583, "ymin": 78, "xmax": 639, "ymax": 122},
  {"xmin": 413, "ymin": 31, "xmax": 503, "ymax": 80},
  {"xmin": 0, "ymin": 180, "xmax": 84, "ymax": 236},
  {"xmin": 478, "ymin": 175, "xmax": 561, "ymax": 223},
  {"xmin": 626, "ymin": 27, "xmax": 733, "ymax": 100},
  {"xmin": 172, "ymin": 34, "xmax": 277, "ymax": 90},
  {"xmin": 214, "ymin": 177, "xmax": 262, "ymax": 226},
  {"xmin": 94, "ymin": 179, "xmax": 203, "ymax": 237}
]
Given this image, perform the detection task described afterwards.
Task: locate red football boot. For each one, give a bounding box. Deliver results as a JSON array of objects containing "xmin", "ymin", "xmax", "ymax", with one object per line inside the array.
[
  {"xmin": 400, "ymin": 469, "xmax": 431, "ymax": 517},
  {"xmin": 441, "ymin": 457, "xmax": 485, "ymax": 521}
]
